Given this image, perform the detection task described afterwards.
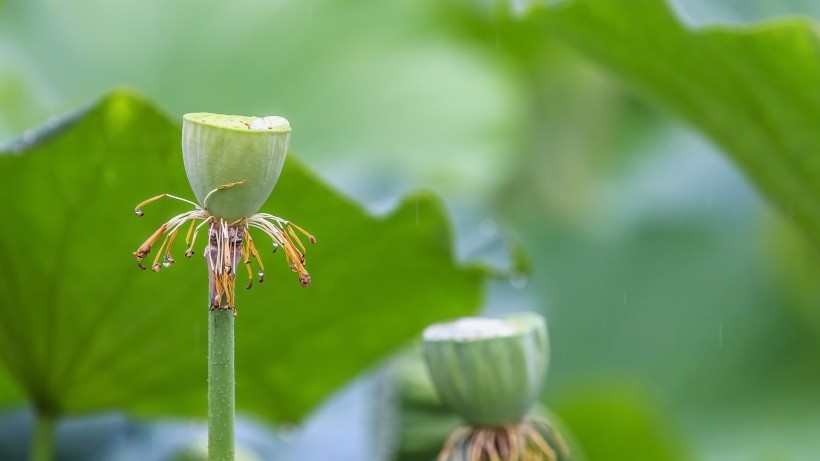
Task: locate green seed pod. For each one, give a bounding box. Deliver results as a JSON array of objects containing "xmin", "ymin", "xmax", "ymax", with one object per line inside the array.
[
  {"xmin": 182, "ymin": 113, "xmax": 291, "ymax": 221},
  {"xmin": 422, "ymin": 313, "xmax": 548, "ymax": 426}
]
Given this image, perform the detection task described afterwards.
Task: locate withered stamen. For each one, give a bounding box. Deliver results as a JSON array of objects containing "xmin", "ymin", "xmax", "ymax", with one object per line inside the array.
[
  {"xmin": 184, "ymin": 218, "xmax": 197, "ymax": 245},
  {"xmin": 202, "ymin": 179, "xmax": 247, "ymax": 210},
  {"xmin": 134, "ymin": 191, "xmax": 317, "ymax": 312},
  {"xmin": 288, "ymin": 221, "xmax": 316, "ymax": 244},
  {"xmin": 286, "ymin": 224, "xmax": 307, "ymax": 255},
  {"xmin": 135, "ymin": 193, "xmax": 200, "ymax": 214}
]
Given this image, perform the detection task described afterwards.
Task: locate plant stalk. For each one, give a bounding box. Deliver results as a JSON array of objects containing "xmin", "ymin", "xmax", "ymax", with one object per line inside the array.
[
  {"xmin": 30, "ymin": 412, "xmax": 54, "ymax": 461},
  {"xmin": 209, "ymin": 308, "xmax": 235, "ymax": 461}
]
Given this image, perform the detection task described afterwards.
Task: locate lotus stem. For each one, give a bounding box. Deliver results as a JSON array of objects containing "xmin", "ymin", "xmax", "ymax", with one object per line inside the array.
[
  {"xmin": 208, "ymin": 308, "xmax": 235, "ymax": 461},
  {"xmin": 30, "ymin": 412, "xmax": 55, "ymax": 461}
]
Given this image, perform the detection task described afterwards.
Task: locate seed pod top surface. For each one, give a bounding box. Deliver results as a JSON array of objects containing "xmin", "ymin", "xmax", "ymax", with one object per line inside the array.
[
  {"xmin": 182, "ymin": 113, "xmax": 291, "ymax": 221},
  {"xmin": 422, "ymin": 312, "xmax": 549, "ymax": 426}
]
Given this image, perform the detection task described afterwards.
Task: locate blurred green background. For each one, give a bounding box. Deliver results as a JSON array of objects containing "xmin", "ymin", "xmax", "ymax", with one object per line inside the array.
[{"xmin": 2, "ymin": 0, "xmax": 820, "ymax": 460}]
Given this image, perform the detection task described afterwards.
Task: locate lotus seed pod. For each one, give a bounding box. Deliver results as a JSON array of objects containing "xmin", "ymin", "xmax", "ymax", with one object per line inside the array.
[
  {"xmin": 182, "ymin": 113, "xmax": 291, "ymax": 221},
  {"xmin": 422, "ymin": 313, "xmax": 549, "ymax": 426}
]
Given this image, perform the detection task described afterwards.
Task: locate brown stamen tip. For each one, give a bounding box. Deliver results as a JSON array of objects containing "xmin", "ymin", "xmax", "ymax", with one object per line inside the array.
[
  {"xmin": 135, "ymin": 208, "xmax": 144, "ymax": 217},
  {"xmin": 135, "ymin": 246, "xmax": 151, "ymax": 259},
  {"xmin": 258, "ymin": 272, "xmax": 264, "ymax": 283},
  {"xmin": 152, "ymin": 263, "xmax": 161, "ymax": 272},
  {"xmin": 309, "ymin": 236, "xmax": 317, "ymax": 244},
  {"xmin": 185, "ymin": 248, "xmax": 194, "ymax": 258},
  {"xmin": 246, "ymin": 280, "xmax": 253, "ymax": 290},
  {"xmin": 137, "ymin": 262, "xmax": 146, "ymax": 270},
  {"xmin": 299, "ymin": 275, "xmax": 311, "ymax": 287},
  {"xmin": 167, "ymin": 257, "xmax": 175, "ymax": 264}
]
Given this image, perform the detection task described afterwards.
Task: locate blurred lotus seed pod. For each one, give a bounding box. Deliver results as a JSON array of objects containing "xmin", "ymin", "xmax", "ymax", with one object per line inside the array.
[{"xmin": 422, "ymin": 312, "xmax": 549, "ymax": 426}]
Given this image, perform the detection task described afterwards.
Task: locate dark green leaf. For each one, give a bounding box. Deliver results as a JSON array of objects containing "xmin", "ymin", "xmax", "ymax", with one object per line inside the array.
[{"xmin": 537, "ymin": 0, "xmax": 820, "ymax": 244}]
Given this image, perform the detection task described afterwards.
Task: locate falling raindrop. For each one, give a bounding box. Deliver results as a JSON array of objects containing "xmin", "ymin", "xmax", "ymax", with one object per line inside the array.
[{"xmin": 718, "ymin": 323, "xmax": 723, "ymax": 347}]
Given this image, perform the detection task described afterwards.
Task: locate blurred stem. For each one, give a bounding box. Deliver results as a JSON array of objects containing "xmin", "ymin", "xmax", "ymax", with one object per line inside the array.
[
  {"xmin": 209, "ymin": 309, "xmax": 235, "ymax": 461},
  {"xmin": 30, "ymin": 412, "xmax": 54, "ymax": 461}
]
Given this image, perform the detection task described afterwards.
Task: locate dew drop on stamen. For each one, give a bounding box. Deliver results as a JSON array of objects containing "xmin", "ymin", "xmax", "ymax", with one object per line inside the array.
[{"xmin": 258, "ymin": 271, "xmax": 264, "ymax": 283}]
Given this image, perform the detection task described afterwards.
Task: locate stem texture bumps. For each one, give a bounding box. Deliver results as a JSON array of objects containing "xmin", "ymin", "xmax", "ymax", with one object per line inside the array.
[{"xmin": 209, "ymin": 309, "xmax": 235, "ymax": 461}]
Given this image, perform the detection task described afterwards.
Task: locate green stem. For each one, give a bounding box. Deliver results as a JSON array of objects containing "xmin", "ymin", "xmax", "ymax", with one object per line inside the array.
[
  {"xmin": 209, "ymin": 309, "xmax": 235, "ymax": 461},
  {"xmin": 30, "ymin": 412, "xmax": 55, "ymax": 461}
]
